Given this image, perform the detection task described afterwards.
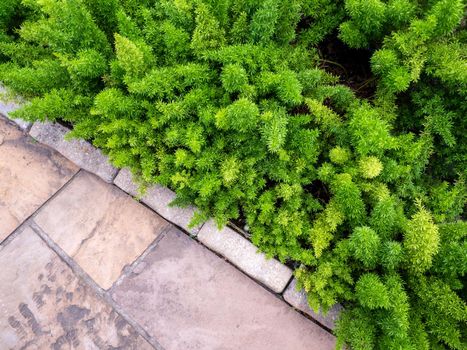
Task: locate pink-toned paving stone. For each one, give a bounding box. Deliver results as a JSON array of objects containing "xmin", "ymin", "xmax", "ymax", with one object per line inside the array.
[
  {"xmin": 0, "ymin": 117, "xmax": 78, "ymax": 242},
  {"xmin": 34, "ymin": 171, "xmax": 171, "ymax": 290},
  {"xmin": 111, "ymin": 227, "xmax": 336, "ymax": 350},
  {"xmin": 0, "ymin": 226, "xmax": 152, "ymax": 349}
]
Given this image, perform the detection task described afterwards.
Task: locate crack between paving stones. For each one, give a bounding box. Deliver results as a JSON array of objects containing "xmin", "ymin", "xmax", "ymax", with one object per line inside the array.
[
  {"xmin": 287, "ymin": 303, "xmax": 335, "ymax": 335},
  {"xmin": 109, "ymin": 226, "xmax": 171, "ymax": 291},
  {"xmin": 72, "ymin": 216, "xmax": 104, "ymax": 258}
]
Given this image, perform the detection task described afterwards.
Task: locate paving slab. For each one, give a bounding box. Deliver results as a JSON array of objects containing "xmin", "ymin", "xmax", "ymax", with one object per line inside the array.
[
  {"xmin": 111, "ymin": 227, "xmax": 336, "ymax": 350},
  {"xmin": 198, "ymin": 219, "xmax": 292, "ymax": 293},
  {"xmin": 114, "ymin": 168, "xmax": 202, "ymax": 235},
  {"xmin": 0, "ymin": 117, "xmax": 78, "ymax": 242},
  {"xmin": 35, "ymin": 171, "xmax": 171, "ymax": 290},
  {"xmin": 0, "ymin": 226, "xmax": 152, "ymax": 349},
  {"xmin": 284, "ymin": 279, "xmax": 343, "ymax": 330},
  {"xmin": 29, "ymin": 121, "xmax": 118, "ymax": 182}
]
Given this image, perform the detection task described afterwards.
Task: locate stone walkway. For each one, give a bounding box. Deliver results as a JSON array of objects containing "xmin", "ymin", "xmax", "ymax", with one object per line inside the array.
[{"xmin": 0, "ymin": 115, "xmax": 336, "ymax": 349}]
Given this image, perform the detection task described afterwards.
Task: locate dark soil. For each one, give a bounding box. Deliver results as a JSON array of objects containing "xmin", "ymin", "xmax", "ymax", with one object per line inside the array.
[
  {"xmin": 57, "ymin": 119, "xmax": 74, "ymax": 130},
  {"xmin": 304, "ymin": 180, "xmax": 330, "ymax": 205},
  {"xmin": 318, "ymin": 33, "xmax": 376, "ymax": 99}
]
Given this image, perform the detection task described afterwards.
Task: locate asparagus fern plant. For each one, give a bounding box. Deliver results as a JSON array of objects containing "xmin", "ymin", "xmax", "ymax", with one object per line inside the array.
[{"xmin": 0, "ymin": 0, "xmax": 465, "ymax": 348}]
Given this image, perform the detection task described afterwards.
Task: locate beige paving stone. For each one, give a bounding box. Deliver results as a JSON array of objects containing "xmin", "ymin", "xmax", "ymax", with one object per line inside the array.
[
  {"xmin": 35, "ymin": 171, "xmax": 171, "ymax": 290},
  {"xmin": 0, "ymin": 117, "xmax": 78, "ymax": 242},
  {"xmin": 0, "ymin": 226, "xmax": 152, "ymax": 349},
  {"xmin": 111, "ymin": 227, "xmax": 336, "ymax": 350},
  {"xmin": 284, "ymin": 278, "xmax": 343, "ymax": 330}
]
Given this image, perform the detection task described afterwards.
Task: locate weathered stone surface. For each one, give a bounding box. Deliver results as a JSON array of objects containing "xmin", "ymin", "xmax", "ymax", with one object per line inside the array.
[
  {"xmin": 35, "ymin": 171, "xmax": 170, "ymax": 289},
  {"xmin": 114, "ymin": 168, "xmax": 202, "ymax": 235},
  {"xmin": 0, "ymin": 226, "xmax": 152, "ymax": 349},
  {"xmin": 284, "ymin": 279, "xmax": 343, "ymax": 330},
  {"xmin": 198, "ymin": 219, "xmax": 292, "ymax": 293},
  {"xmin": 29, "ymin": 122, "xmax": 118, "ymax": 182},
  {"xmin": 0, "ymin": 85, "xmax": 30, "ymax": 130},
  {"xmin": 0, "ymin": 117, "xmax": 78, "ymax": 242},
  {"xmin": 111, "ymin": 227, "xmax": 335, "ymax": 350},
  {"xmin": 114, "ymin": 168, "xmax": 139, "ymax": 196}
]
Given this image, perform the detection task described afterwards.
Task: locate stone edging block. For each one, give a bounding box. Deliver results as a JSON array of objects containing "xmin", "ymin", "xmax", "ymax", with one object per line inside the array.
[
  {"xmin": 0, "ymin": 85, "xmax": 30, "ymax": 130},
  {"xmin": 114, "ymin": 168, "xmax": 202, "ymax": 235},
  {"xmin": 29, "ymin": 122, "xmax": 118, "ymax": 183},
  {"xmin": 283, "ymin": 278, "xmax": 343, "ymax": 330},
  {"xmin": 197, "ymin": 219, "xmax": 293, "ymax": 293}
]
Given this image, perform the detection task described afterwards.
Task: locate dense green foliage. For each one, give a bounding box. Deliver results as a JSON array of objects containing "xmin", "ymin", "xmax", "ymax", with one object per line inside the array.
[
  {"xmin": 339, "ymin": 0, "xmax": 466, "ymax": 179},
  {"xmin": 0, "ymin": 1, "xmax": 465, "ymax": 349}
]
